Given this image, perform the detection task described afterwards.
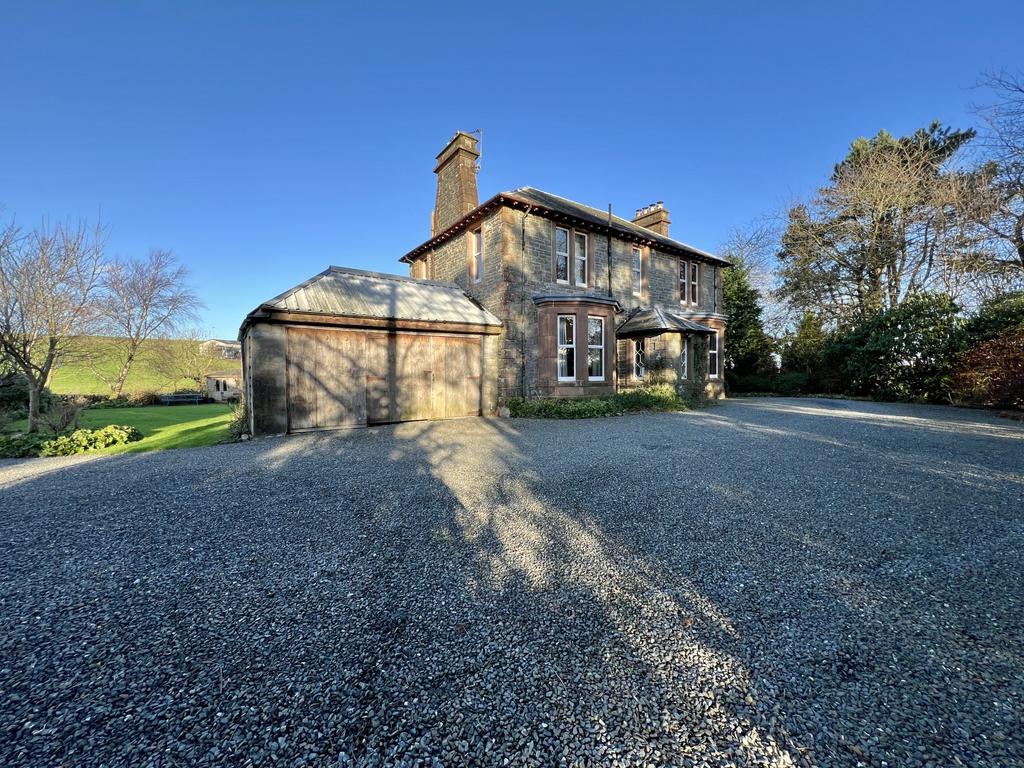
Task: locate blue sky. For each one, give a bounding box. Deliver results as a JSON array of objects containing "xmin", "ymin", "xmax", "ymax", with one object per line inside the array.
[{"xmin": 2, "ymin": 1, "xmax": 1021, "ymax": 338}]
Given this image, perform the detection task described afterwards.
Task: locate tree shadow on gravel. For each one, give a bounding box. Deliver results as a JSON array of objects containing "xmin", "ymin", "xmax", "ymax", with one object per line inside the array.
[{"xmin": 1, "ymin": 401, "xmax": 1022, "ymax": 767}]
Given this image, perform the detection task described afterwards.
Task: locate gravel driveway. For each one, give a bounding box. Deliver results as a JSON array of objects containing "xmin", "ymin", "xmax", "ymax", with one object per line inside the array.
[{"xmin": 2, "ymin": 398, "xmax": 1022, "ymax": 767}]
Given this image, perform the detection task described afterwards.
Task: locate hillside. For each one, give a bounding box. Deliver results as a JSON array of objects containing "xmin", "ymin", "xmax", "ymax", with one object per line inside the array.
[{"xmin": 48, "ymin": 336, "xmax": 241, "ymax": 396}]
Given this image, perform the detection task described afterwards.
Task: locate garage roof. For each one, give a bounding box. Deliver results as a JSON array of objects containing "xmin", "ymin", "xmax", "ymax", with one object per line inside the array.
[{"xmin": 245, "ymin": 266, "xmax": 502, "ymax": 329}]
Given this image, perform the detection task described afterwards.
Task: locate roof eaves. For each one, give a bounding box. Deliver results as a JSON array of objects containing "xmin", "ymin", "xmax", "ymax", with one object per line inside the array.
[{"xmin": 399, "ymin": 194, "xmax": 507, "ymax": 263}]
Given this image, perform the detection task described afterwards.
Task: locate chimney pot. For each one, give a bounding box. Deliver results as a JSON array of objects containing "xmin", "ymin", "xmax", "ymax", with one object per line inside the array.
[{"xmin": 631, "ymin": 200, "xmax": 672, "ymax": 237}]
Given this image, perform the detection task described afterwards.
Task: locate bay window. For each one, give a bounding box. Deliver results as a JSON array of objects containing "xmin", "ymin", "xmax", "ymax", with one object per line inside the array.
[
  {"xmin": 587, "ymin": 316, "xmax": 604, "ymax": 381},
  {"xmin": 633, "ymin": 338, "xmax": 646, "ymax": 379},
  {"xmin": 557, "ymin": 315, "xmax": 575, "ymax": 381},
  {"xmin": 680, "ymin": 337, "xmax": 688, "ymax": 379}
]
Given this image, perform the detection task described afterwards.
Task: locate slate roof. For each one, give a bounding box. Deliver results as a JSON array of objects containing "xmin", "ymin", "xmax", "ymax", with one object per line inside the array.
[
  {"xmin": 615, "ymin": 307, "xmax": 715, "ymax": 338},
  {"xmin": 243, "ymin": 267, "xmax": 502, "ymax": 328},
  {"xmin": 505, "ymin": 188, "xmax": 730, "ymax": 266},
  {"xmin": 401, "ymin": 186, "xmax": 730, "ymax": 266}
]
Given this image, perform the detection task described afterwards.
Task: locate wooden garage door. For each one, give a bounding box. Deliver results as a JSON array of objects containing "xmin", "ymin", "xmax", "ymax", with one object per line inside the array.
[
  {"xmin": 365, "ymin": 333, "xmax": 481, "ymax": 424},
  {"xmin": 286, "ymin": 327, "xmax": 481, "ymax": 431},
  {"xmin": 286, "ymin": 327, "xmax": 367, "ymax": 431}
]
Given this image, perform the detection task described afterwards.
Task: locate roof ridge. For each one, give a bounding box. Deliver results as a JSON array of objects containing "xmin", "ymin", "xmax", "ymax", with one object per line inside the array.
[
  {"xmin": 326, "ymin": 265, "xmax": 461, "ymax": 290},
  {"xmin": 504, "ymin": 186, "xmax": 725, "ymax": 263}
]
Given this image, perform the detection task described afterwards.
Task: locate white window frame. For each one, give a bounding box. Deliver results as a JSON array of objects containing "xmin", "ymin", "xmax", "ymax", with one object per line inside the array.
[
  {"xmin": 631, "ymin": 247, "xmax": 643, "ymax": 297},
  {"xmin": 587, "ymin": 316, "xmax": 604, "ymax": 381},
  {"xmin": 680, "ymin": 337, "xmax": 688, "ymax": 379},
  {"xmin": 555, "ymin": 227, "xmax": 570, "ymax": 284},
  {"xmin": 574, "ymin": 232, "xmax": 588, "ymax": 287},
  {"xmin": 708, "ymin": 331, "xmax": 719, "ymax": 379},
  {"xmin": 679, "ymin": 259, "xmax": 688, "ymax": 304},
  {"xmin": 471, "ymin": 228, "xmax": 483, "ymax": 283},
  {"xmin": 557, "ymin": 314, "xmax": 576, "ymax": 382},
  {"xmin": 690, "ymin": 262, "xmax": 699, "ymax": 305},
  {"xmin": 633, "ymin": 338, "xmax": 646, "ymax": 379}
]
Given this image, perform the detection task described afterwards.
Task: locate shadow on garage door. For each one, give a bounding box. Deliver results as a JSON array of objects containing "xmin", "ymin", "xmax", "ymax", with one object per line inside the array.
[{"xmin": 285, "ymin": 325, "xmax": 482, "ymax": 431}]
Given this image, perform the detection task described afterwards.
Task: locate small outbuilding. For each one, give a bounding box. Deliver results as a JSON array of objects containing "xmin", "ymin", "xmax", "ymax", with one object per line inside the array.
[{"xmin": 239, "ymin": 266, "xmax": 502, "ymax": 436}]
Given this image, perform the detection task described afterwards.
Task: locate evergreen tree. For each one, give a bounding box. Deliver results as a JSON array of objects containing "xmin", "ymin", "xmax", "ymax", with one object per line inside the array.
[{"xmin": 722, "ymin": 259, "xmax": 776, "ymax": 378}]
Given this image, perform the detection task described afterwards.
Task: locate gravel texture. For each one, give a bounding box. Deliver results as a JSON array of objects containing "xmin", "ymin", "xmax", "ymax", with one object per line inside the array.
[{"xmin": 1, "ymin": 397, "xmax": 1022, "ymax": 767}]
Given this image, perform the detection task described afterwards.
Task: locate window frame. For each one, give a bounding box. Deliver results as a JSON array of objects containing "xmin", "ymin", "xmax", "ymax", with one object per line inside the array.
[
  {"xmin": 680, "ymin": 337, "xmax": 688, "ymax": 379},
  {"xmin": 689, "ymin": 261, "xmax": 699, "ymax": 305},
  {"xmin": 574, "ymin": 232, "xmax": 588, "ymax": 288},
  {"xmin": 633, "ymin": 337, "xmax": 646, "ymax": 379},
  {"xmin": 631, "ymin": 246, "xmax": 643, "ymax": 297},
  {"xmin": 586, "ymin": 316, "xmax": 604, "ymax": 381},
  {"xmin": 557, "ymin": 314, "xmax": 576, "ymax": 382},
  {"xmin": 708, "ymin": 331, "xmax": 719, "ymax": 379},
  {"xmin": 679, "ymin": 259, "xmax": 688, "ymax": 304},
  {"xmin": 555, "ymin": 226, "xmax": 570, "ymax": 285},
  {"xmin": 470, "ymin": 227, "xmax": 483, "ymax": 283}
]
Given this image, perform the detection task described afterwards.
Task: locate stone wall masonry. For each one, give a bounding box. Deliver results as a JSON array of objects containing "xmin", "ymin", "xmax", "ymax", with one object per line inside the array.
[{"xmin": 408, "ymin": 206, "xmax": 727, "ymax": 403}]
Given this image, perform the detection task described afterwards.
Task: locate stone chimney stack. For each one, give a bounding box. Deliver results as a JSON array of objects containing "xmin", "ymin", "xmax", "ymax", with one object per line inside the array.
[
  {"xmin": 432, "ymin": 131, "xmax": 480, "ymax": 235},
  {"xmin": 631, "ymin": 201, "xmax": 671, "ymax": 237}
]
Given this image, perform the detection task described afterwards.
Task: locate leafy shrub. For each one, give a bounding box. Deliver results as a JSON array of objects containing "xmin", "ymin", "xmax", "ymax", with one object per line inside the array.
[
  {"xmin": 953, "ymin": 330, "xmax": 1024, "ymax": 410},
  {"xmin": 228, "ymin": 396, "xmax": 249, "ymax": 438},
  {"xmin": 129, "ymin": 391, "xmax": 164, "ymax": 406},
  {"xmin": 823, "ymin": 293, "xmax": 966, "ymax": 402},
  {"xmin": 506, "ymin": 384, "xmax": 691, "ymax": 419},
  {"xmin": 507, "ymin": 396, "xmax": 621, "ymax": 419},
  {"xmin": 728, "ymin": 372, "xmax": 810, "ymax": 396},
  {"xmin": 0, "ymin": 433, "xmax": 50, "ymax": 459},
  {"xmin": 88, "ymin": 391, "xmax": 164, "ymax": 408},
  {"xmin": 0, "ymin": 374, "xmax": 52, "ymax": 412},
  {"xmin": 964, "ymin": 292, "xmax": 1024, "ymax": 345},
  {"xmin": 39, "ymin": 425, "xmax": 143, "ymax": 456}
]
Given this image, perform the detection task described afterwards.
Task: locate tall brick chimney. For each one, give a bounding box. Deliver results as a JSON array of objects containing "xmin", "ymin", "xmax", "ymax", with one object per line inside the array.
[
  {"xmin": 631, "ymin": 201, "xmax": 671, "ymax": 237},
  {"xmin": 432, "ymin": 131, "xmax": 480, "ymax": 235}
]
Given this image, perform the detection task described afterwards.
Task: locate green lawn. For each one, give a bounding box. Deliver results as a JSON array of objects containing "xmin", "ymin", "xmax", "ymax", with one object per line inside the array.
[
  {"xmin": 7, "ymin": 404, "xmax": 235, "ymax": 455},
  {"xmin": 48, "ymin": 336, "xmax": 241, "ymax": 395},
  {"xmin": 79, "ymin": 404, "xmax": 235, "ymax": 454}
]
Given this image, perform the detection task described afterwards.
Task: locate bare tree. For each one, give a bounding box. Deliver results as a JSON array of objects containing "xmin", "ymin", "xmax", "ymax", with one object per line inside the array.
[
  {"xmin": 966, "ymin": 70, "xmax": 1024, "ymax": 277},
  {"xmin": 719, "ymin": 222, "xmax": 794, "ymax": 336},
  {"xmin": 778, "ymin": 123, "xmax": 978, "ymax": 322},
  {"xmin": 88, "ymin": 249, "xmax": 202, "ymax": 397},
  {"xmin": 0, "ymin": 218, "xmax": 105, "ymax": 431},
  {"xmin": 151, "ymin": 327, "xmax": 222, "ymax": 391}
]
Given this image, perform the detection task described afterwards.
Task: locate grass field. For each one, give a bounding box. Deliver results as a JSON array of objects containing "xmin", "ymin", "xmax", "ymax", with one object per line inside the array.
[
  {"xmin": 6, "ymin": 404, "xmax": 235, "ymax": 455},
  {"xmin": 80, "ymin": 404, "xmax": 235, "ymax": 454},
  {"xmin": 48, "ymin": 336, "xmax": 241, "ymax": 396}
]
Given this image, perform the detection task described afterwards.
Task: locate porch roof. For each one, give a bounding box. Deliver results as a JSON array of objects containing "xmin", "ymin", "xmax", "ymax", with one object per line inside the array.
[{"xmin": 615, "ymin": 307, "xmax": 715, "ymax": 339}]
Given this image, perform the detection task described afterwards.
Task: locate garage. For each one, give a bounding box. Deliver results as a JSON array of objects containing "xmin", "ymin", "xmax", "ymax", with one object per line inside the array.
[{"xmin": 239, "ymin": 267, "xmax": 502, "ymax": 436}]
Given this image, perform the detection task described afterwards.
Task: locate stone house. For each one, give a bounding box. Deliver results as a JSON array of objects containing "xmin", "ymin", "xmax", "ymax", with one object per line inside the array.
[
  {"xmin": 240, "ymin": 132, "xmax": 727, "ymax": 435},
  {"xmin": 403, "ymin": 132, "xmax": 728, "ymax": 407}
]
